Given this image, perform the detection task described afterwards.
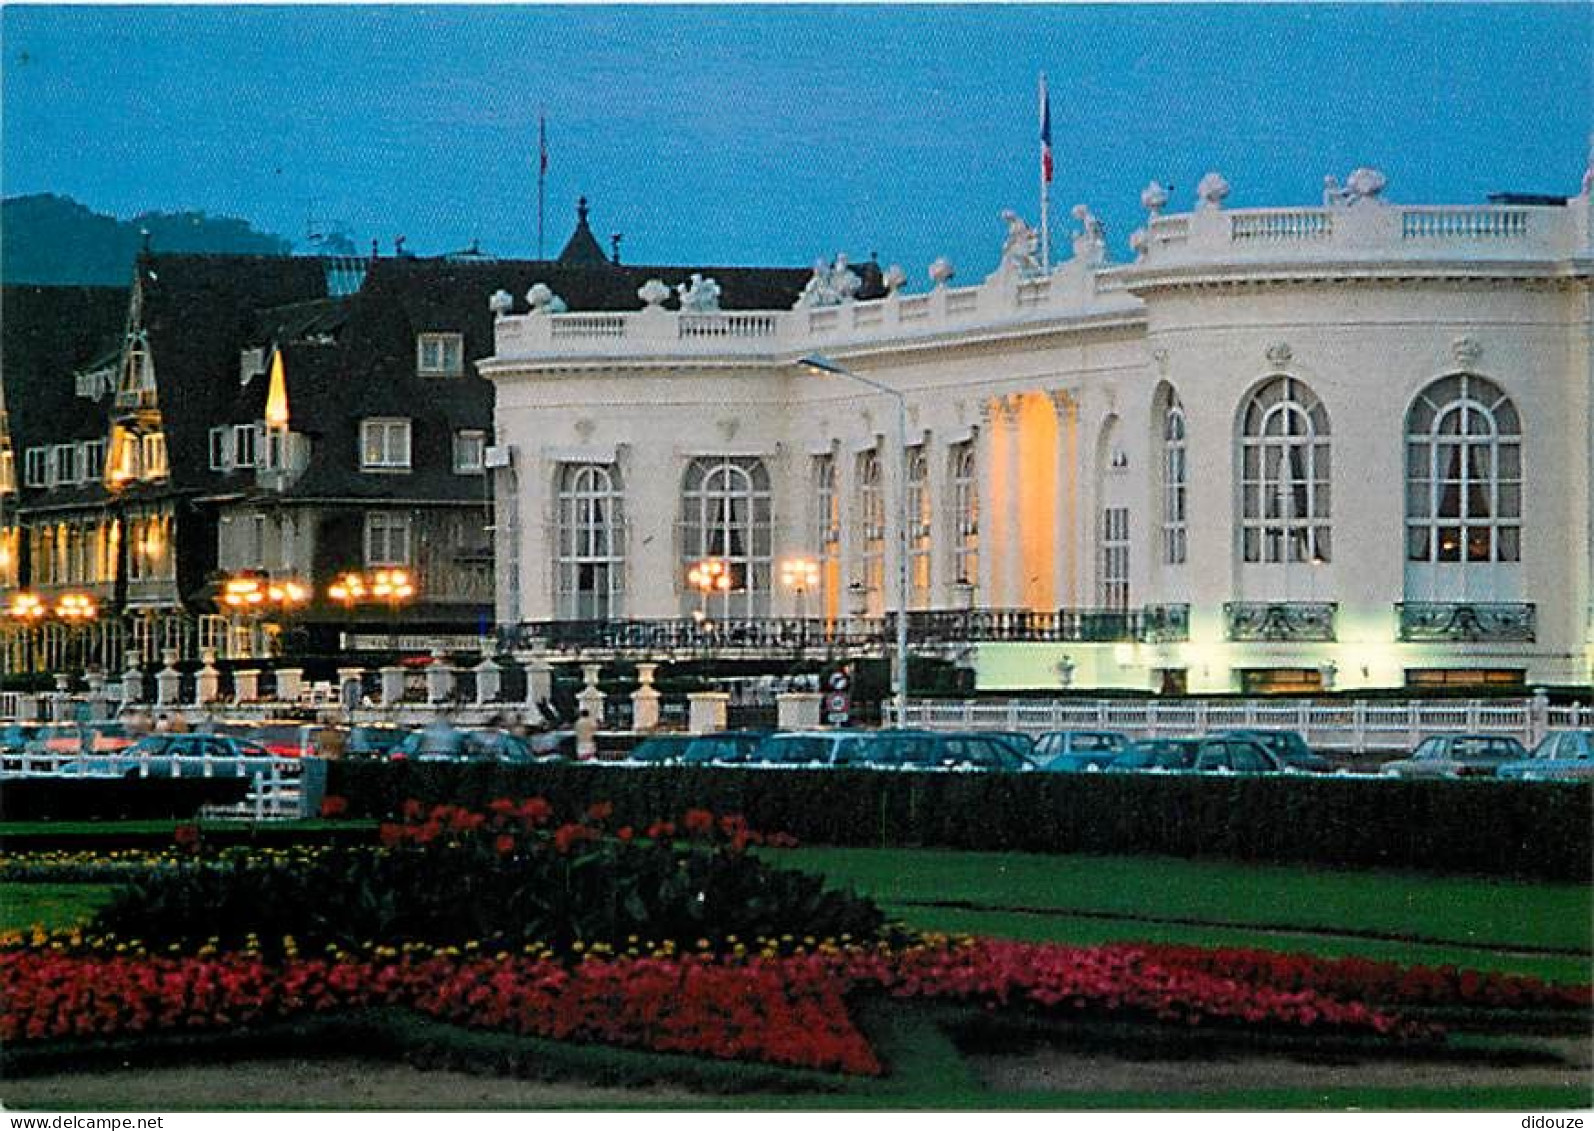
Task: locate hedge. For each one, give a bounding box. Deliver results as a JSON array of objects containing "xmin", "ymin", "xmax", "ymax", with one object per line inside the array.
[
  {"xmin": 0, "ymin": 778, "xmax": 250, "ymax": 822},
  {"xmin": 326, "ymin": 763, "xmax": 1592, "ymax": 882}
]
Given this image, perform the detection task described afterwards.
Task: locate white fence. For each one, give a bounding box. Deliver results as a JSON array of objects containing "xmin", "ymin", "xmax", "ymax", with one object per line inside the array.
[
  {"xmin": 901, "ymin": 697, "xmax": 1587, "ymax": 753},
  {"xmin": 1, "ymin": 751, "xmax": 315, "ymax": 821}
]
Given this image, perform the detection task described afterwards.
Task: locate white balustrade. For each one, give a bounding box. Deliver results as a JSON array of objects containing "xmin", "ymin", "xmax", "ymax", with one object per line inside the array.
[
  {"xmin": 1230, "ymin": 210, "xmax": 1334, "ymax": 242},
  {"xmin": 1401, "ymin": 208, "xmax": 1530, "ymax": 241}
]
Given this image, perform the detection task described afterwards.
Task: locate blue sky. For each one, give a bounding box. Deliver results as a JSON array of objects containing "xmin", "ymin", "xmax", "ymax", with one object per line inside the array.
[{"xmin": 3, "ymin": 4, "xmax": 1590, "ymax": 280}]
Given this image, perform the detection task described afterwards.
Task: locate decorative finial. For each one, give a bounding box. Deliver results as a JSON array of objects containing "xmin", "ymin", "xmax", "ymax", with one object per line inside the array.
[
  {"xmin": 928, "ymin": 257, "xmax": 955, "ymax": 288},
  {"xmin": 637, "ymin": 278, "xmax": 671, "ymax": 308},
  {"xmin": 1140, "ymin": 181, "xmax": 1169, "ymax": 216},
  {"xmin": 1196, "ymin": 172, "xmax": 1230, "ymax": 209},
  {"xmin": 576, "ymin": 196, "xmax": 589, "ymax": 224},
  {"xmin": 489, "ymin": 290, "xmax": 514, "ymax": 318}
]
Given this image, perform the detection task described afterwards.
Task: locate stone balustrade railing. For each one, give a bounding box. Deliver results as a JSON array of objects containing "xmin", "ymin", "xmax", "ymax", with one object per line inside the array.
[{"xmin": 488, "ymin": 195, "xmax": 1586, "ymax": 367}]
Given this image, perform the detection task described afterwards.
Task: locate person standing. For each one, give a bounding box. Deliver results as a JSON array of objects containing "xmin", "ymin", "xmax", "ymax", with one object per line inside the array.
[{"xmin": 574, "ymin": 709, "xmax": 598, "ymax": 760}]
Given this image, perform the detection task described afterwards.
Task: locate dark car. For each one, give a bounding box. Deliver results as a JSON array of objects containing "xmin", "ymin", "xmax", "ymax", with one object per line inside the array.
[
  {"xmin": 1497, "ymin": 731, "xmax": 1594, "ymax": 782},
  {"xmin": 1214, "ymin": 729, "xmax": 1333, "ymax": 773},
  {"xmin": 863, "ymin": 731, "xmax": 1032, "ymax": 772},
  {"xmin": 1034, "ymin": 730, "xmax": 1130, "ymax": 773},
  {"xmin": 1380, "ymin": 734, "xmax": 1528, "ymax": 779},
  {"xmin": 614, "ymin": 734, "xmax": 695, "ymax": 766},
  {"xmin": 66, "ymin": 733, "xmax": 282, "ymax": 778},
  {"xmin": 392, "ymin": 725, "xmax": 555, "ymax": 764},
  {"xmin": 1105, "ymin": 738, "xmax": 1200, "ymax": 773},
  {"xmin": 750, "ymin": 732, "xmax": 875, "ymax": 768},
  {"xmin": 1191, "ymin": 735, "xmax": 1285, "ymax": 774},
  {"xmin": 680, "ymin": 732, "xmax": 771, "ymax": 766}
]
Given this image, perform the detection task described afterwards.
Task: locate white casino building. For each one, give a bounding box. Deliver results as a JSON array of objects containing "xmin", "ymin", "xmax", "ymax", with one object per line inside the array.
[{"xmin": 481, "ymin": 162, "xmax": 1594, "ymax": 695}]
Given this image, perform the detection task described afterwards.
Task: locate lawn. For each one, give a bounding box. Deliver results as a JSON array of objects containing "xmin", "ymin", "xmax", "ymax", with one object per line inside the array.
[
  {"xmin": 766, "ymin": 845, "xmax": 1593, "ymax": 983},
  {"xmin": 1, "ymin": 883, "xmax": 119, "ymax": 934}
]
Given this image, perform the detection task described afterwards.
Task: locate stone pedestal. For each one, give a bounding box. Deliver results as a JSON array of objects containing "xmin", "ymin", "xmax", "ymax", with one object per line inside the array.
[
  {"xmin": 687, "ymin": 691, "xmax": 729, "ymax": 735},
  {"xmin": 576, "ymin": 663, "xmax": 605, "ymax": 724},
  {"xmin": 155, "ymin": 651, "xmax": 181, "ymax": 707},
  {"xmin": 274, "ymin": 667, "xmax": 304, "ymax": 703},
  {"xmin": 233, "ymin": 669, "xmax": 260, "ymax": 703},
  {"xmin": 195, "ymin": 650, "xmax": 221, "ymax": 705},
  {"xmin": 473, "ymin": 656, "xmax": 502, "ymax": 705},
  {"xmin": 631, "ymin": 662, "xmax": 661, "ymax": 732},
  {"xmin": 775, "ymin": 691, "xmax": 823, "ymax": 731},
  {"xmin": 84, "ymin": 669, "xmax": 107, "ymax": 708},
  {"xmin": 380, "ymin": 666, "xmax": 407, "ymax": 707},
  {"xmin": 425, "ymin": 649, "xmax": 454, "ymax": 705},
  {"xmin": 517, "ymin": 650, "xmax": 554, "ymax": 719},
  {"xmin": 120, "ymin": 659, "xmax": 144, "ymax": 706},
  {"xmin": 50, "ymin": 674, "xmax": 73, "ymax": 722}
]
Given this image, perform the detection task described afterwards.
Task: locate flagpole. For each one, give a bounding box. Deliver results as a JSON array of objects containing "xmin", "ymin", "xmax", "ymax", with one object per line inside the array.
[
  {"xmin": 537, "ymin": 113, "xmax": 548, "ymax": 259},
  {"xmin": 1039, "ymin": 73, "xmax": 1051, "ymax": 273}
]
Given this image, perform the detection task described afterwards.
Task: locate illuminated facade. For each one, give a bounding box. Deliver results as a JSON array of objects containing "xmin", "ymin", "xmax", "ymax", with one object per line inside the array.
[{"xmin": 485, "ymin": 164, "xmax": 1594, "ymax": 692}]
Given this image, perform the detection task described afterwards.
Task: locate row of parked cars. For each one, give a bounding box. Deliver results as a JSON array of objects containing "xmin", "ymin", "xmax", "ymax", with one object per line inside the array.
[
  {"xmin": 4, "ymin": 717, "xmax": 1589, "ymax": 781},
  {"xmin": 614, "ymin": 727, "xmax": 1594, "ymax": 780}
]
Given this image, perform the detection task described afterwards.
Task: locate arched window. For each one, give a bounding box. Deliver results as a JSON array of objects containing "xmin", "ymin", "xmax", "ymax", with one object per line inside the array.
[
  {"xmin": 857, "ymin": 449, "xmax": 885, "ymax": 607},
  {"xmin": 906, "ymin": 447, "xmax": 932, "ymax": 608},
  {"xmin": 810, "ymin": 453, "xmax": 841, "ymax": 620},
  {"xmin": 1239, "ymin": 376, "xmax": 1331, "ymax": 564},
  {"xmin": 680, "ymin": 456, "xmax": 772, "ymax": 617},
  {"xmin": 948, "ymin": 441, "xmax": 978, "ymax": 593},
  {"xmin": 1405, "ymin": 374, "xmax": 1520, "ymax": 564},
  {"xmin": 556, "ymin": 463, "xmax": 624, "ymax": 619},
  {"xmin": 1160, "ymin": 390, "xmax": 1187, "ymax": 565}
]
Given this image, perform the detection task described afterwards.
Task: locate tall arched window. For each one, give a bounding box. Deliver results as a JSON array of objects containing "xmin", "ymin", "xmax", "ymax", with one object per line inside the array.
[
  {"xmin": 680, "ymin": 456, "xmax": 772, "ymax": 617},
  {"xmin": 556, "ymin": 463, "xmax": 624, "ymax": 620},
  {"xmin": 1405, "ymin": 374, "xmax": 1520, "ymax": 565},
  {"xmin": 906, "ymin": 447, "xmax": 931, "ymax": 608},
  {"xmin": 1160, "ymin": 389, "xmax": 1188, "ymax": 566},
  {"xmin": 810, "ymin": 453, "xmax": 841, "ymax": 621},
  {"xmin": 1239, "ymin": 376, "xmax": 1331, "ymax": 564},
  {"xmin": 857, "ymin": 448, "xmax": 885, "ymax": 610},
  {"xmin": 948, "ymin": 441, "xmax": 978, "ymax": 594}
]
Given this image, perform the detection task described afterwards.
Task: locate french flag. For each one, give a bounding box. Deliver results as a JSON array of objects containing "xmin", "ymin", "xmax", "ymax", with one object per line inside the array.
[{"xmin": 1040, "ymin": 74, "xmax": 1053, "ymax": 185}]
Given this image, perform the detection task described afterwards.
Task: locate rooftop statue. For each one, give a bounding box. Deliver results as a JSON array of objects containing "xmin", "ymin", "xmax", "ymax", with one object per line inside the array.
[
  {"xmin": 1323, "ymin": 167, "xmax": 1389, "ymax": 207},
  {"xmin": 998, "ymin": 210, "xmax": 1042, "ymax": 277},
  {"xmin": 793, "ymin": 254, "xmax": 863, "ymax": 308},
  {"xmin": 676, "ymin": 273, "xmax": 722, "ymax": 312}
]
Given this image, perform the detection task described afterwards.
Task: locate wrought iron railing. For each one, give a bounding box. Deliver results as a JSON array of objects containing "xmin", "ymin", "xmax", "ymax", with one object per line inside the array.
[
  {"xmin": 1396, "ymin": 602, "xmax": 1536, "ymax": 643},
  {"xmin": 1223, "ymin": 602, "xmax": 1338, "ymax": 642},
  {"xmin": 501, "ymin": 605, "xmax": 1192, "ymax": 654}
]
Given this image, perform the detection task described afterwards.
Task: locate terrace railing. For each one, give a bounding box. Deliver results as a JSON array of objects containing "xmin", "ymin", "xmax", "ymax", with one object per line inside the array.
[{"xmin": 1396, "ymin": 602, "xmax": 1537, "ymax": 643}]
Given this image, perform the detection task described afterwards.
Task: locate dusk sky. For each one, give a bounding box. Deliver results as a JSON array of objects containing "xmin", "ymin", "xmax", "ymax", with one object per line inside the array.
[{"xmin": 3, "ymin": 4, "xmax": 1590, "ymax": 281}]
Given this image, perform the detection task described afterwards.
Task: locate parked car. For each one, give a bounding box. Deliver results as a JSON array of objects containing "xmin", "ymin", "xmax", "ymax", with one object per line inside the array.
[
  {"xmin": 1380, "ymin": 734, "xmax": 1528, "ymax": 779},
  {"xmin": 1191, "ymin": 734, "xmax": 1286, "ymax": 774},
  {"xmin": 1033, "ymin": 730, "xmax": 1130, "ymax": 773},
  {"xmin": 749, "ymin": 731, "xmax": 876, "ymax": 768},
  {"xmin": 346, "ymin": 724, "xmax": 410, "ymax": 759},
  {"xmin": 860, "ymin": 731, "xmax": 1032, "ymax": 772},
  {"xmin": 1497, "ymin": 731, "xmax": 1594, "ymax": 782},
  {"xmin": 24, "ymin": 721, "xmax": 135, "ymax": 756},
  {"xmin": 391, "ymin": 725, "xmax": 558, "ymax": 764},
  {"xmin": 612, "ymin": 734, "xmax": 695, "ymax": 766},
  {"xmin": 968, "ymin": 731, "xmax": 1038, "ymax": 762},
  {"xmin": 1104, "ymin": 738, "xmax": 1200, "ymax": 773},
  {"xmin": 1215, "ymin": 729, "xmax": 1334, "ymax": 773},
  {"xmin": 679, "ymin": 731, "xmax": 772, "ymax": 766},
  {"xmin": 63, "ymin": 733, "xmax": 281, "ymax": 778},
  {"xmin": 0, "ymin": 723, "xmax": 45, "ymax": 754},
  {"xmin": 213, "ymin": 720, "xmax": 318, "ymax": 758}
]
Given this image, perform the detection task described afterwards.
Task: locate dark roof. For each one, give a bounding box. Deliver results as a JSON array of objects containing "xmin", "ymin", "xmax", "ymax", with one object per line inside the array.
[
  {"xmin": 1, "ymin": 284, "xmax": 129, "ymax": 507},
  {"xmin": 136, "ymin": 253, "xmax": 329, "ymax": 496},
  {"xmin": 557, "ymin": 197, "xmax": 610, "ymax": 267}
]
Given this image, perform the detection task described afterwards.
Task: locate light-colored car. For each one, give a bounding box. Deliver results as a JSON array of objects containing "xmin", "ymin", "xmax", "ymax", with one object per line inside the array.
[
  {"xmin": 1497, "ymin": 731, "xmax": 1594, "ymax": 782},
  {"xmin": 1380, "ymin": 734, "xmax": 1528, "ymax": 779},
  {"xmin": 1033, "ymin": 730, "xmax": 1130, "ymax": 773}
]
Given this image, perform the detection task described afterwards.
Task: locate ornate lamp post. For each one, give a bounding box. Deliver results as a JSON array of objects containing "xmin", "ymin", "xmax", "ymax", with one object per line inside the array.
[
  {"xmin": 6, "ymin": 592, "xmax": 46, "ymax": 673},
  {"xmin": 327, "ymin": 570, "xmax": 417, "ymax": 649},
  {"xmin": 687, "ymin": 558, "xmax": 730, "ymax": 630},
  {"xmin": 780, "ymin": 556, "xmax": 820, "ymax": 648},
  {"xmin": 54, "ymin": 592, "xmax": 98, "ymax": 672}
]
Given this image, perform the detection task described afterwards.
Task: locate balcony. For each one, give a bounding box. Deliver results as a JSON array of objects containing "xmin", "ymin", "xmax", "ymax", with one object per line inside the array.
[
  {"xmin": 502, "ymin": 605, "xmax": 1191, "ymax": 658},
  {"xmin": 1224, "ymin": 602, "xmax": 1337, "ymax": 643},
  {"xmin": 1396, "ymin": 602, "xmax": 1536, "ymax": 643}
]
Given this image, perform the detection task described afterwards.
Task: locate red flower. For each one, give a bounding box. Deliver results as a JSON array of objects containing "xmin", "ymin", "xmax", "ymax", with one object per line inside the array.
[
  {"xmin": 318, "ymin": 795, "xmax": 349, "ymax": 818},
  {"xmin": 401, "ymin": 799, "xmax": 426, "ymax": 822},
  {"xmin": 518, "ymin": 798, "xmax": 554, "ymax": 827},
  {"xmin": 378, "ymin": 823, "xmax": 408, "ymax": 848},
  {"xmin": 585, "ymin": 801, "xmax": 615, "ymax": 824},
  {"xmin": 646, "ymin": 820, "xmax": 676, "ymax": 841},
  {"xmin": 682, "ymin": 809, "xmax": 715, "ymax": 837},
  {"xmin": 173, "ymin": 824, "xmax": 201, "ymax": 852},
  {"xmin": 553, "ymin": 823, "xmax": 596, "ymax": 855},
  {"xmin": 616, "ymin": 826, "xmax": 634, "ymax": 843},
  {"xmin": 493, "ymin": 834, "xmax": 517, "ymax": 857}
]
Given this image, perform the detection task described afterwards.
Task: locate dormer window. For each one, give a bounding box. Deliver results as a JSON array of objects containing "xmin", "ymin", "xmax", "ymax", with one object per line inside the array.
[
  {"xmin": 361, "ymin": 418, "xmax": 412, "ymax": 470},
  {"xmin": 24, "ymin": 447, "xmax": 47, "ymax": 488},
  {"xmin": 140, "ymin": 433, "xmax": 168, "ymax": 480},
  {"xmin": 417, "ymin": 332, "xmax": 464, "ymax": 377},
  {"xmin": 234, "ymin": 423, "xmax": 260, "ymax": 469}
]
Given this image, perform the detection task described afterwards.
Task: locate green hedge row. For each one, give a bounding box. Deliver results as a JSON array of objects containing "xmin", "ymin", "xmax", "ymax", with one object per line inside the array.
[
  {"xmin": 327, "ymin": 763, "xmax": 1592, "ymax": 882},
  {"xmin": 0, "ymin": 778, "xmax": 249, "ymax": 822}
]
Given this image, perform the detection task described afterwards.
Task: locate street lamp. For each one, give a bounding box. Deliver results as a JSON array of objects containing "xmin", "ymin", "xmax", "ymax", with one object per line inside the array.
[
  {"xmin": 54, "ymin": 592, "xmax": 98, "ymax": 672},
  {"xmin": 799, "ymin": 354, "xmax": 910, "ymax": 728},
  {"xmin": 687, "ymin": 557, "xmax": 730, "ymax": 628},
  {"xmin": 6, "ymin": 592, "xmax": 46, "ymax": 673},
  {"xmin": 327, "ymin": 569, "xmax": 417, "ymax": 649},
  {"xmin": 780, "ymin": 556, "xmax": 820, "ymax": 622}
]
